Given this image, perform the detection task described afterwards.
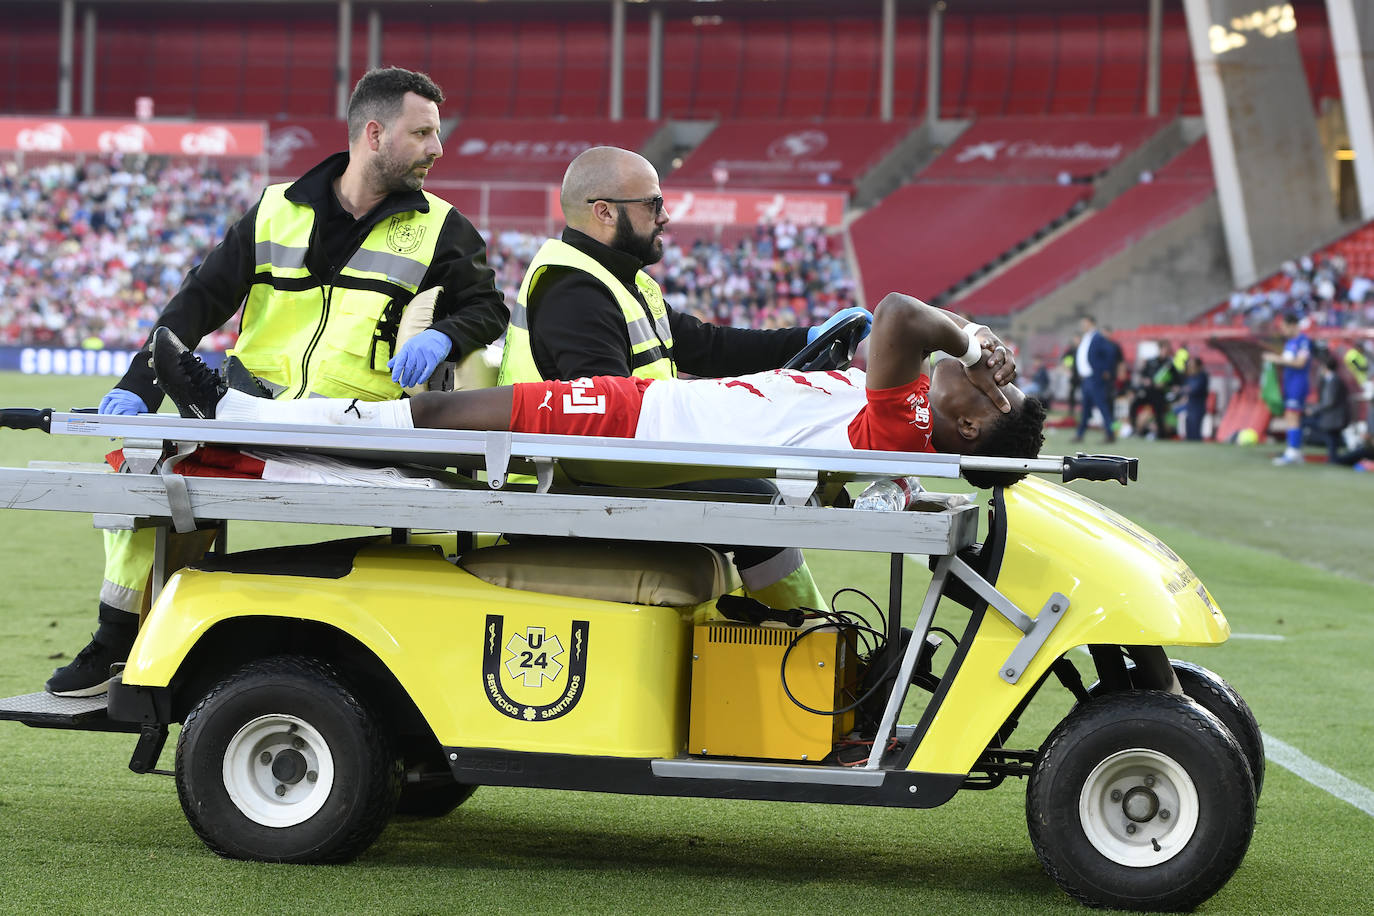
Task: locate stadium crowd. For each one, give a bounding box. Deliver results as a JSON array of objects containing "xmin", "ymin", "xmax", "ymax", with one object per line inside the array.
[
  {"xmin": 1, "ymin": 156, "xmax": 859, "ymax": 351},
  {"xmin": 1221, "ymin": 252, "xmax": 1374, "ymax": 330},
  {"xmin": 0, "ymin": 156, "xmax": 260, "ymax": 352}
]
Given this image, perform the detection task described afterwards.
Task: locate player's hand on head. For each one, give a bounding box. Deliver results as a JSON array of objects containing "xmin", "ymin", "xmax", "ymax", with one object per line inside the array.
[
  {"xmin": 965, "ymin": 361, "xmax": 1011, "ymax": 413},
  {"xmin": 99, "ymin": 388, "xmax": 148, "ymax": 415},
  {"xmin": 967, "ymin": 326, "xmax": 1017, "ymax": 387}
]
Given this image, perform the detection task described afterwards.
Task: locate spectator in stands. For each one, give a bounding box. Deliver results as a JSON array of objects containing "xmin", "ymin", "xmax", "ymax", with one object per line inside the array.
[
  {"xmin": 499, "ymin": 144, "xmax": 872, "ymax": 615},
  {"xmin": 1310, "ymin": 349, "xmax": 1351, "ymax": 463},
  {"xmin": 1181, "ymin": 355, "xmax": 1210, "ymax": 441},
  {"xmin": 1264, "ymin": 311, "xmax": 1312, "ymax": 466},
  {"xmin": 46, "ymin": 66, "xmax": 509, "ymax": 698},
  {"xmin": 1073, "ymin": 315, "xmax": 1120, "ymax": 444},
  {"xmin": 651, "ymin": 222, "xmax": 857, "ymax": 331},
  {"xmin": 0, "ymin": 157, "xmax": 261, "ymax": 349}
]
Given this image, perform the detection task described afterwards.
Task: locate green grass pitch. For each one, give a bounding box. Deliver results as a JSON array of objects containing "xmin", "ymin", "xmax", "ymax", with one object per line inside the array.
[{"xmin": 1, "ymin": 372, "xmax": 1371, "ymax": 914}]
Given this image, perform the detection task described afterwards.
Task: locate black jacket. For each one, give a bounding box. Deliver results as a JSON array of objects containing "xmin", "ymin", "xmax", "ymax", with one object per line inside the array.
[
  {"xmin": 526, "ymin": 227, "xmax": 808, "ymax": 381},
  {"xmin": 1314, "ymin": 371, "xmax": 1350, "ymax": 432},
  {"xmin": 117, "ymin": 152, "xmax": 508, "ymax": 409}
]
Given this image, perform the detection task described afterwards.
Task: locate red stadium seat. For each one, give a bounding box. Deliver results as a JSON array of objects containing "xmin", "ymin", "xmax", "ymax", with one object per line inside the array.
[
  {"xmin": 442, "ymin": 118, "xmax": 662, "ymax": 184},
  {"xmin": 919, "ymin": 116, "xmax": 1169, "ymax": 183},
  {"xmin": 951, "ymin": 179, "xmax": 1214, "ymax": 317},
  {"xmin": 1005, "ymin": 17, "xmax": 1057, "ymax": 116},
  {"xmin": 1049, "ymin": 15, "xmax": 1101, "ymax": 115},
  {"xmin": 685, "ymin": 18, "xmax": 746, "ymax": 118},
  {"xmin": 965, "ymin": 19, "xmax": 1015, "ymax": 115},
  {"xmin": 670, "ymin": 119, "xmax": 916, "ymax": 192},
  {"xmin": 891, "ymin": 13, "xmax": 929, "ymax": 120},
  {"xmin": 1159, "ymin": 11, "xmax": 1203, "ymax": 116},
  {"xmin": 738, "ymin": 30, "xmax": 788, "ymax": 119},
  {"xmin": 828, "ymin": 19, "xmax": 881, "ymax": 118},
  {"xmin": 849, "ymin": 182, "xmax": 1089, "ymax": 304},
  {"xmin": 1096, "ymin": 15, "xmax": 1147, "ymax": 114},
  {"xmin": 781, "ymin": 19, "xmax": 834, "ymax": 119}
]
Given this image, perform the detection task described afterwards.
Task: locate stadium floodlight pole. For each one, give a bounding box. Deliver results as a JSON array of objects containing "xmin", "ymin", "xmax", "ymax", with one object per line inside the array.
[
  {"xmin": 367, "ymin": 8, "xmax": 382, "ymax": 72},
  {"xmin": 335, "ymin": 0, "xmax": 353, "ymax": 120},
  {"xmin": 1146, "ymin": 0, "xmax": 1162, "ymax": 116},
  {"xmin": 646, "ymin": 5, "xmax": 663, "ymax": 120},
  {"xmin": 609, "ymin": 0, "xmax": 625, "ymax": 121},
  {"xmin": 81, "ymin": 6, "xmax": 96, "ymax": 116},
  {"xmin": 880, "ymin": 0, "xmax": 895, "ymax": 122},
  {"xmin": 57, "ymin": 0, "xmax": 74, "ymax": 116},
  {"xmin": 926, "ymin": 2, "xmax": 944, "ymax": 125}
]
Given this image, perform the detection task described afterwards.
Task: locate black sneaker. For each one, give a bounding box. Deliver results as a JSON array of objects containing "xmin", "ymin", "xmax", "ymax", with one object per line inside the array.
[
  {"xmin": 45, "ymin": 632, "xmax": 132, "ymax": 697},
  {"xmin": 221, "ymin": 354, "xmax": 277, "ymax": 400},
  {"xmin": 152, "ymin": 327, "xmax": 226, "ymax": 419}
]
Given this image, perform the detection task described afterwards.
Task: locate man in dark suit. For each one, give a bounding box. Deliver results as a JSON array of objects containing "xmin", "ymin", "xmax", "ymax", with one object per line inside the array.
[{"xmin": 1073, "ymin": 314, "xmax": 1120, "ymax": 443}]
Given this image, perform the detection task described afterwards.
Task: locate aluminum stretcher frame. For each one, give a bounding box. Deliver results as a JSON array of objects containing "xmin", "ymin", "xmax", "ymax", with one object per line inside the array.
[{"xmin": 0, "ymin": 410, "xmax": 1054, "ymax": 555}]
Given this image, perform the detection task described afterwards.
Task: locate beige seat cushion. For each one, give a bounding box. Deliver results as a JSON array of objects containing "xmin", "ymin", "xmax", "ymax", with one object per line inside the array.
[{"xmin": 458, "ymin": 539, "xmax": 741, "ymax": 606}]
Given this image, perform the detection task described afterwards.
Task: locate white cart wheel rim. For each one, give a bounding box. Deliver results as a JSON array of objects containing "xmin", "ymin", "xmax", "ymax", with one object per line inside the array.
[
  {"xmin": 1078, "ymin": 747, "xmax": 1200, "ymax": 867},
  {"xmin": 222, "ymin": 713, "xmax": 336, "ymax": 828}
]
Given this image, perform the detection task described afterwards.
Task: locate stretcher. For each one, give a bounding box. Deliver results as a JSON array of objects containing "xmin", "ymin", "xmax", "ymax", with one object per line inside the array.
[{"xmin": 0, "ymin": 408, "xmax": 1256, "ymax": 911}]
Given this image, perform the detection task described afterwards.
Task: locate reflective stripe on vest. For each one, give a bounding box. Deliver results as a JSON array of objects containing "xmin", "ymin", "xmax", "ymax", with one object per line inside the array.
[
  {"xmin": 499, "ymin": 238, "xmax": 675, "ymax": 384},
  {"xmin": 234, "ymin": 184, "xmax": 451, "ymax": 401}
]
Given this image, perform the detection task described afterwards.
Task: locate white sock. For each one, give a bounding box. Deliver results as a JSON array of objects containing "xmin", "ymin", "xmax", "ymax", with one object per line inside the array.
[{"xmin": 217, "ymin": 390, "xmax": 414, "ymax": 428}]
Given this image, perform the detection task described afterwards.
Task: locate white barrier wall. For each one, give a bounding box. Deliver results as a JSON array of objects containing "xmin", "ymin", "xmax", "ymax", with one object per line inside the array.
[
  {"xmin": 1329, "ymin": 0, "xmax": 1374, "ymax": 222},
  {"xmin": 1183, "ymin": 0, "xmax": 1341, "ymax": 287}
]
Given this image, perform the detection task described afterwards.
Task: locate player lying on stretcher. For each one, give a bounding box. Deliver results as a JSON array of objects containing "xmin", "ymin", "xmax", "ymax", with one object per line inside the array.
[{"xmin": 152, "ymin": 294, "xmax": 1047, "ymax": 490}]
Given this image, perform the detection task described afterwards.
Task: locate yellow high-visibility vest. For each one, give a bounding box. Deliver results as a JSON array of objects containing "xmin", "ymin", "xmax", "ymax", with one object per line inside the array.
[
  {"xmin": 499, "ymin": 238, "xmax": 675, "ymax": 384},
  {"xmin": 231, "ymin": 184, "xmax": 451, "ymax": 400}
]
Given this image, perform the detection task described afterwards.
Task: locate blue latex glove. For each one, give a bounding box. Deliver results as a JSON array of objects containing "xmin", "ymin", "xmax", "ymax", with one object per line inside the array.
[
  {"xmin": 98, "ymin": 388, "xmax": 149, "ymax": 415},
  {"xmin": 388, "ymin": 328, "xmax": 451, "ymax": 388},
  {"xmin": 807, "ymin": 306, "xmax": 873, "ymax": 344}
]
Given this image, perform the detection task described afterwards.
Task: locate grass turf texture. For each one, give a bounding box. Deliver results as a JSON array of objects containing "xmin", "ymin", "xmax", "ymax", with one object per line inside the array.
[{"xmin": 1, "ymin": 372, "xmax": 1371, "ymax": 915}]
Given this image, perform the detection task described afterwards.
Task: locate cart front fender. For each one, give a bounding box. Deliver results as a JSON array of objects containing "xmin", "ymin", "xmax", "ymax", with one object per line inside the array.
[{"xmin": 907, "ymin": 477, "xmax": 1228, "ymax": 776}]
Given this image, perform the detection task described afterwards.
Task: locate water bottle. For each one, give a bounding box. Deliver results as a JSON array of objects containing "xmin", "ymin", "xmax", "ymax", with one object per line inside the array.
[{"xmin": 852, "ymin": 476, "xmax": 922, "ymax": 511}]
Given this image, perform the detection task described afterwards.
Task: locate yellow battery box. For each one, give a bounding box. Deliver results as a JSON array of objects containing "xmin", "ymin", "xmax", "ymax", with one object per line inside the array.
[{"xmin": 688, "ymin": 622, "xmax": 856, "ymax": 761}]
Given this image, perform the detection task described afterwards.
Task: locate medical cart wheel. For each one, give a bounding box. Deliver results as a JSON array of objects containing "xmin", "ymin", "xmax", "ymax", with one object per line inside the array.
[
  {"xmin": 1027, "ymin": 691, "xmax": 1254, "ymax": 911},
  {"xmin": 175, "ymin": 655, "xmax": 401, "ymax": 862},
  {"xmin": 1090, "ymin": 657, "xmax": 1265, "ymax": 800},
  {"xmin": 1170, "ymin": 661, "xmax": 1264, "ymax": 800}
]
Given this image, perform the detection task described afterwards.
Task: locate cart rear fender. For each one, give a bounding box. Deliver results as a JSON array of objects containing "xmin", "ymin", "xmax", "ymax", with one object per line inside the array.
[
  {"xmin": 124, "ymin": 545, "xmax": 697, "ymax": 757},
  {"xmin": 906, "ymin": 477, "xmax": 1228, "ymax": 775}
]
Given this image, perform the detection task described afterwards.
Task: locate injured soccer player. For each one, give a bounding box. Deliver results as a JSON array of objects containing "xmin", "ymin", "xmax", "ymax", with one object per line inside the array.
[{"xmin": 152, "ymin": 293, "xmax": 1047, "ymax": 488}]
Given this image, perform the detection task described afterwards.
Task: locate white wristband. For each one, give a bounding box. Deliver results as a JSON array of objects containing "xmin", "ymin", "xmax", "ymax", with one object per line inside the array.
[{"xmin": 958, "ymin": 324, "xmax": 988, "ymax": 367}]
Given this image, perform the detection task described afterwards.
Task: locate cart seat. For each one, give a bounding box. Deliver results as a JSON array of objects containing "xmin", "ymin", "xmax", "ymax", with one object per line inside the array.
[{"xmin": 458, "ymin": 539, "xmax": 740, "ymax": 607}]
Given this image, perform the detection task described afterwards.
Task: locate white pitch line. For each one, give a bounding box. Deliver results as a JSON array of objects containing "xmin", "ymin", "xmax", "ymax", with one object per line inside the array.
[
  {"xmin": 1229, "ymin": 633, "xmax": 1286, "ymax": 641},
  {"xmin": 1262, "ymin": 732, "xmax": 1374, "ymax": 818}
]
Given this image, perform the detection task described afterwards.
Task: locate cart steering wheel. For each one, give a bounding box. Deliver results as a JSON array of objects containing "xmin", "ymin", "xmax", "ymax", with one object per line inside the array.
[{"xmin": 782, "ymin": 311, "xmax": 870, "ymax": 372}]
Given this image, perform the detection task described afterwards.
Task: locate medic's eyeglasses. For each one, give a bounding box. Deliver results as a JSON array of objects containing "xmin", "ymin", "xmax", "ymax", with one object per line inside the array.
[{"xmin": 586, "ymin": 195, "xmax": 666, "ymax": 216}]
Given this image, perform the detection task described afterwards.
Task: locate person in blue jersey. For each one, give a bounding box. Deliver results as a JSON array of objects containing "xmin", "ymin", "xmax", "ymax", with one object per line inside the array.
[{"xmin": 1264, "ymin": 311, "xmax": 1312, "ymax": 466}]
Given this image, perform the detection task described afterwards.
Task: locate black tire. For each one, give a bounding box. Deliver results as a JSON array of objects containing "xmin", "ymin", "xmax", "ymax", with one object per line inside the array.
[
  {"xmin": 1170, "ymin": 661, "xmax": 1264, "ymax": 800},
  {"xmin": 1170, "ymin": 659, "xmax": 1264, "ymax": 802},
  {"xmin": 1089, "ymin": 656, "xmax": 1264, "ymax": 800},
  {"xmin": 1027, "ymin": 691, "xmax": 1255, "ymax": 911},
  {"xmin": 175, "ymin": 655, "xmax": 402, "ymax": 863}
]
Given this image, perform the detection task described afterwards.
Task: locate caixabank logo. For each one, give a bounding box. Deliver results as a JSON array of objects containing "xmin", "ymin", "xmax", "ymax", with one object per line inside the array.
[{"xmin": 482, "ymin": 615, "xmax": 589, "ymax": 722}]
